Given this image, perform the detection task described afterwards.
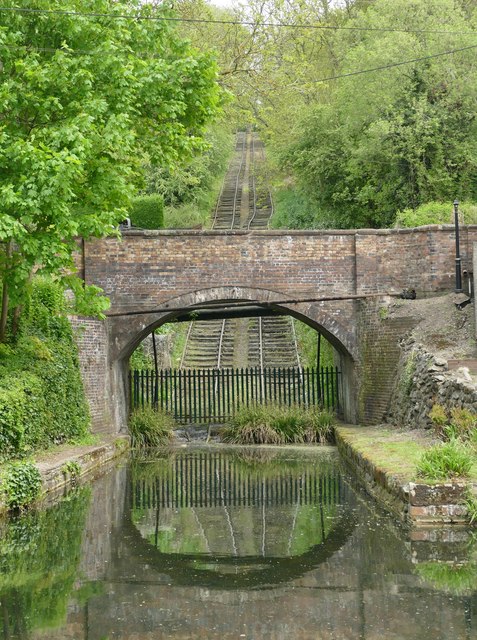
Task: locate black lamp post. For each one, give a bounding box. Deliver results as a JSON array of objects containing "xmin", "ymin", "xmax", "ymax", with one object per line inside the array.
[{"xmin": 454, "ymin": 199, "xmax": 463, "ymax": 293}]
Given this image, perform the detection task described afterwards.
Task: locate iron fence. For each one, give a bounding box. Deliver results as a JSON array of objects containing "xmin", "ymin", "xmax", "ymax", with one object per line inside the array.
[{"xmin": 130, "ymin": 366, "xmax": 341, "ymax": 423}]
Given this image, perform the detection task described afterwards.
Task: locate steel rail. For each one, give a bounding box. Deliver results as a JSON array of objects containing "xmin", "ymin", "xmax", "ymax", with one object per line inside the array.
[
  {"xmin": 229, "ymin": 131, "xmax": 247, "ymax": 231},
  {"xmin": 247, "ymin": 132, "xmax": 258, "ymax": 231},
  {"xmin": 179, "ymin": 321, "xmax": 194, "ymax": 370}
]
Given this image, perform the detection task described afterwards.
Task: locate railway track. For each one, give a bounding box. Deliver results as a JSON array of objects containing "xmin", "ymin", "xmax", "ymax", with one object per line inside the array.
[{"xmin": 180, "ymin": 130, "xmax": 300, "ymax": 372}]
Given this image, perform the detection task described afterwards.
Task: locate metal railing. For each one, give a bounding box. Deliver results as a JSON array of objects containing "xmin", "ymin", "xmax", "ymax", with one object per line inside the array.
[{"xmin": 130, "ymin": 365, "xmax": 342, "ymax": 424}]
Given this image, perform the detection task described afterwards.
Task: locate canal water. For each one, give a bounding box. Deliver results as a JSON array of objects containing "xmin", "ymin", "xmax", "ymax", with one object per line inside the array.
[{"xmin": 0, "ymin": 446, "xmax": 476, "ymax": 639}]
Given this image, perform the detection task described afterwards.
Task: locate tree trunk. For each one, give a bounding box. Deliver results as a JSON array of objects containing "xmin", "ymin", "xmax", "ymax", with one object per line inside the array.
[{"xmin": 0, "ymin": 241, "xmax": 12, "ymax": 343}]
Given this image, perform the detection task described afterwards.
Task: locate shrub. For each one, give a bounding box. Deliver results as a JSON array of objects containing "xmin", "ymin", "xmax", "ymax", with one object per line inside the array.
[
  {"xmin": 129, "ymin": 194, "xmax": 164, "ymax": 229},
  {"xmin": 222, "ymin": 403, "xmax": 335, "ymax": 445},
  {"xmin": 395, "ymin": 201, "xmax": 477, "ymax": 228},
  {"xmin": 2, "ymin": 461, "xmax": 42, "ymax": 510},
  {"xmin": 128, "ymin": 406, "xmax": 175, "ymax": 448},
  {"xmin": 417, "ymin": 440, "xmax": 473, "ymax": 481}
]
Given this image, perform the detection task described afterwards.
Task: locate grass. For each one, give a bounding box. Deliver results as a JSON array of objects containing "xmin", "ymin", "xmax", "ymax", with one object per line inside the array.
[
  {"xmin": 222, "ymin": 403, "xmax": 335, "ymax": 445},
  {"xmin": 128, "ymin": 406, "xmax": 175, "ymax": 448},
  {"xmin": 337, "ymin": 424, "xmax": 477, "ymax": 483},
  {"xmin": 417, "ymin": 439, "xmax": 473, "ymax": 481},
  {"xmin": 337, "ymin": 426, "xmax": 429, "ymax": 480}
]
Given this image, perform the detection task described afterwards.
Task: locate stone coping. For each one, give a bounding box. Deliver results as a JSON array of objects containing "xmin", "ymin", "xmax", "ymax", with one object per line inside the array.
[
  {"xmin": 118, "ymin": 224, "xmax": 477, "ymax": 238},
  {"xmin": 0, "ymin": 436, "xmax": 129, "ymax": 514},
  {"xmin": 335, "ymin": 425, "xmax": 472, "ymax": 527}
]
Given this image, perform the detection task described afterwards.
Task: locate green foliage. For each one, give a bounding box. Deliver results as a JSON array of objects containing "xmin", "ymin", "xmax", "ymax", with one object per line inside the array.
[
  {"xmin": 128, "ymin": 406, "xmax": 175, "ymax": 448},
  {"xmin": 417, "ymin": 439, "xmax": 473, "ymax": 481},
  {"xmin": 463, "ymin": 489, "xmax": 477, "ymax": 525},
  {"xmin": 223, "ymin": 403, "xmax": 335, "ymax": 445},
  {"xmin": 264, "ymin": 0, "xmax": 477, "ymax": 229},
  {"xmin": 428, "ymin": 404, "xmax": 477, "ymax": 442},
  {"xmin": 0, "ymin": 488, "xmax": 90, "ymax": 632},
  {"xmin": 428, "ymin": 404, "xmax": 449, "ymax": 429},
  {"xmin": 61, "ymin": 461, "xmax": 81, "ymax": 484},
  {"xmin": 151, "ymin": 124, "xmax": 235, "ymax": 228},
  {"xmin": 129, "ymin": 344, "xmax": 154, "ymax": 371},
  {"xmin": 396, "ymin": 201, "xmax": 477, "ymax": 227},
  {"xmin": 293, "ymin": 322, "xmax": 334, "ymax": 369},
  {"xmin": 2, "ymin": 461, "xmax": 42, "ymax": 510},
  {"xmin": 0, "ymin": 0, "xmax": 222, "ymax": 323},
  {"xmin": 0, "ymin": 278, "xmax": 90, "ymax": 460},
  {"xmin": 129, "ymin": 195, "xmax": 164, "ymax": 230}
]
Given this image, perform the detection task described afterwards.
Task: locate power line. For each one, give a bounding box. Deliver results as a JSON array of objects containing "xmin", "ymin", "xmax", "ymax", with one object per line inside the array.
[
  {"xmin": 1, "ymin": 5, "xmax": 477, "ymax": 36},
  {"xmin": 310, "ymin": 43, "xmax": 477, "ymax": 83},
  {"xmin": 1, "ymin": 41, "xmax": 475, "ymax": 85}
]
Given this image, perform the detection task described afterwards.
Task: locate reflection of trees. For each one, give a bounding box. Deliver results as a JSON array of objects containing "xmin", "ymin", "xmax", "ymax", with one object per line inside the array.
[{"xmin": 0, "ymin": 489, "xmax": 91, "ymax": 638}]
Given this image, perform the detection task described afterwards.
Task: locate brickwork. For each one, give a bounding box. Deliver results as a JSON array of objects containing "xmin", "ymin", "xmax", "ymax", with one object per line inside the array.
[
  {"xmin": 74, "ymin": 226, "xmax": 477, "ymax": 432},
  {"xmin": 81, "ymin": 226, "xmax": 477, "ymax": 314},
  {"xmin": 70, "ymin": 316, "xmax": 113, "ymax": 433}
]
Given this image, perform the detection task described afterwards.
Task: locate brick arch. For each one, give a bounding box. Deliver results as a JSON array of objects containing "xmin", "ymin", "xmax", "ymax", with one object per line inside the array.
[{"xmin": 109, "ymin": 285, "xmax": 358, "ymax": 363}]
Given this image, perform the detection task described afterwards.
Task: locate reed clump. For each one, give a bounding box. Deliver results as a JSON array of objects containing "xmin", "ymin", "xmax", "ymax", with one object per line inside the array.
[
  {"xmin": 128, "ymin": 406, "xmax": 175, "ymax": 448},
  {"xmin": 222, "ymin": 403, "xmax": 335, "ymax": 445}
]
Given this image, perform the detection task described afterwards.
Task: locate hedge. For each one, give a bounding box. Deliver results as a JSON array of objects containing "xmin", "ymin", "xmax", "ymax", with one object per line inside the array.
[{"xmin": 129, "ymin": 194, "xmax": 164, "ymax": 229}]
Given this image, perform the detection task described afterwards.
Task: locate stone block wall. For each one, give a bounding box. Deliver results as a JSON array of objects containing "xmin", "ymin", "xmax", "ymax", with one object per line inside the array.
[{"xmin": 388, "ymin": 340, "xmax": 477, "ymax": 429}]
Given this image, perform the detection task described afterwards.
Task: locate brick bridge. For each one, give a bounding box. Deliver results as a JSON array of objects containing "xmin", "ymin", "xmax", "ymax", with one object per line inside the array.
[{"xmin": 74, "ymin": 225, "xmax": 477, "ymax": 433}]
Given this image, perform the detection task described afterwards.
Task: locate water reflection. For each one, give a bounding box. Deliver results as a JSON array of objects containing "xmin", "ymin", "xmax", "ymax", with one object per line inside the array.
[
  {"xmin": 0, "ymin": 446, "xmax": 476, "ymax": 639},
  {"xmin": 127, "ymin": 448, "xmax": 356, "ymax": 588}
]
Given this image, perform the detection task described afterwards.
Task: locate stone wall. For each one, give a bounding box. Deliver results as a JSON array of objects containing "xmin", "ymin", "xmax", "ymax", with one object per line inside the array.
[{"xmin": 387, "ymin": 339, "xmax": 477, "ymax": 429}]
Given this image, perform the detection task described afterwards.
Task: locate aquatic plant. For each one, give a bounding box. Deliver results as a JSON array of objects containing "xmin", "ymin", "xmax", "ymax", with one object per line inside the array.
[
  {"xmin": 222, "ymin": 403, "xmax": 335, "ymax": 445},
  {"xmin": 128, "ymin": 406, "xmax": 175, "ymax": 448}
]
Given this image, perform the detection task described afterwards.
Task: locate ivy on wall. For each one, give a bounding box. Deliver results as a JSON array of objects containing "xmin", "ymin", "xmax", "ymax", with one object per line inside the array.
[{"xmin": 0, "ymin": 278, "xmax": 90, "ymax": 460}]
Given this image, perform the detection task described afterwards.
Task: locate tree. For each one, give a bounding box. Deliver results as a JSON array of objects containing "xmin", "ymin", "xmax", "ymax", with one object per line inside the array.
[
  {"xmin": 270, "ymin": 0, "xmax": 477, "ymax": 228},
  {"xmin": 0, "ymin": 0, "xmax": 222, "ymax": 340}
]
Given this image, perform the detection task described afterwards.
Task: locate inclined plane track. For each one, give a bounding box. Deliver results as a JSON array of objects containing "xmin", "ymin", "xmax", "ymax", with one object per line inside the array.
[{"xmin": 180, "ymin": 130, "xmax": 300, "ymax": 372}]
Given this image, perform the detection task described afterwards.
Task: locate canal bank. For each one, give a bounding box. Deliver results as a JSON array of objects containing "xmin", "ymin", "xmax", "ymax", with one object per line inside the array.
[
  {"xmin": 1, "ymin": 425, "xmax": 475, "ymax": 529},
  {"xmin": 335, "ymin": 424, "xmax": 476, "ymax": 527},
  {"xmin": 0, "ymin": 435, "xmax": 129, "ymax": 514}
]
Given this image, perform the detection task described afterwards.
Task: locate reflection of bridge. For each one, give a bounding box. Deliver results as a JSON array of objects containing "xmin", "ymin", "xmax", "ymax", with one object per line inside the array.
[
  {"xmin": 34, "ymin": 462, "xmax": 477, "ymax": 640},
  {"xmin": 75, "ymin": 225, "xmax": 477, "ymax": 432}
]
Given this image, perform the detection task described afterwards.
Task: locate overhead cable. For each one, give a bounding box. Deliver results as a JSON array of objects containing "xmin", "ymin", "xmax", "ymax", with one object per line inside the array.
[{"xmin": 1, "ymin": 5, "xmax": 477, "ymax": 36}]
